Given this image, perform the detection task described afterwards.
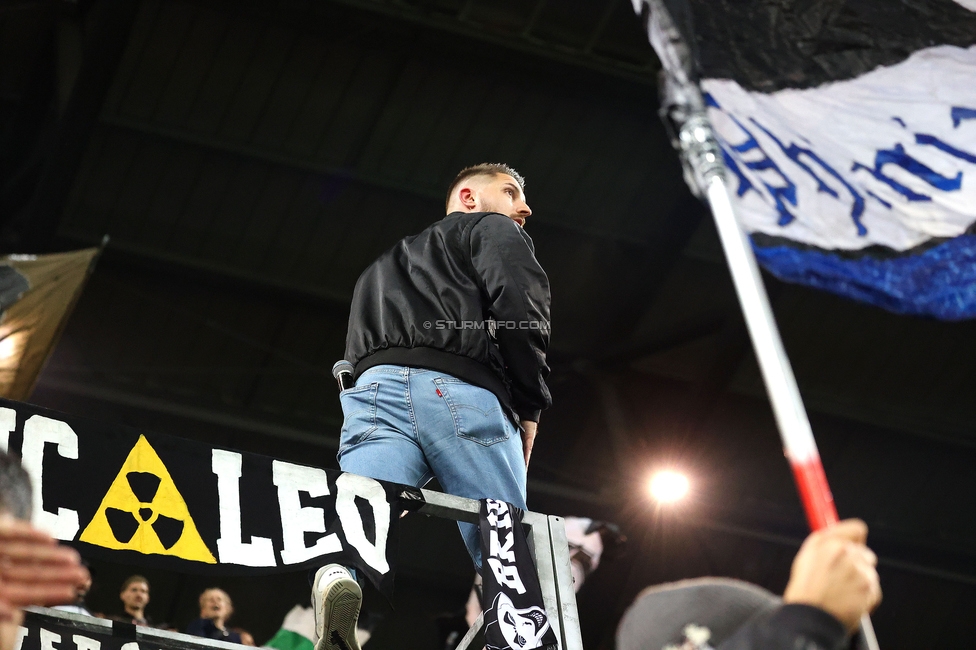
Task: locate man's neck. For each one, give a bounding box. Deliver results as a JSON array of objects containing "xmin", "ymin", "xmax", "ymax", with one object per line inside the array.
[{"xmin": 126, "ymin": 606, "xmax": 144, "ymax": 620}]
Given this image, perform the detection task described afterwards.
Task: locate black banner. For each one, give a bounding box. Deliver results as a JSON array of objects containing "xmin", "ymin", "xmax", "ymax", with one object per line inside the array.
[
  {"xmin": 649, "ymin": 0, "xmax": 976, "ymax": 92},
  {"xmin": 0, "ymin": 399, "xmax": 415, "ymax": 600},
  {"xmin": 479, "ymin": 500, "xmax": 558, "ymax": 650}
]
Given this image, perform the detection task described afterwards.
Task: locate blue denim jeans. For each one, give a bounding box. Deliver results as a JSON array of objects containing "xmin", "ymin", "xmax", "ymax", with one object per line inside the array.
[{"xmin": 337, "ymin": 364, "xmax": 526, "ymax": 569}]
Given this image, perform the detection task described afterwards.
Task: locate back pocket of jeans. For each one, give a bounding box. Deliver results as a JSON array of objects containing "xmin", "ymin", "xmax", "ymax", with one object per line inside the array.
[
  {"xmin": 433, "ymin": 378, "xmax": 511, "ymax": 446},
  {"xmin": 339, "ymin": 383, "xmax": 379, "ymax": 450}
]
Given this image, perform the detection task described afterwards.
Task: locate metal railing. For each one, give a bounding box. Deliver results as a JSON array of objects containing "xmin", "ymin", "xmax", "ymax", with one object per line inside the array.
[
  {"xmin": 25, "ymin": 488, "xmax": 582, "ymax": 650},
  {"xmin": 416, "ymin": 490, "xmax": 582, "ymax": 650}
]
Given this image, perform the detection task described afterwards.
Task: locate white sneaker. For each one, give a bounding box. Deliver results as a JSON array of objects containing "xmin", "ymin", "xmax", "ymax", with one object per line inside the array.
[{"xmin": 312, "ymin": 564, "xmax": 362, "ymax": 650}]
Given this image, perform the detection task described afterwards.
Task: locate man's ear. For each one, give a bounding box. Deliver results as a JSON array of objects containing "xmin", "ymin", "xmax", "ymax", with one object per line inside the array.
[{"xmin": 458, "ymin": 186, "xmax": 477, "ymax": 209}]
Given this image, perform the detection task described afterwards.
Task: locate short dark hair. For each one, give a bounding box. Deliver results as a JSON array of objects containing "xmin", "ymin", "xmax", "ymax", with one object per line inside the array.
[
  {"xmin": 0, "ymin": 451, "xmax": 32, "ymax": 521},
  {"xmin": 446, "ymin": 163, "xmax": 526, "ymax": 210},
  {"xmin": 121, "ymin": 575, "xmax": 149, "ymax": 592}
]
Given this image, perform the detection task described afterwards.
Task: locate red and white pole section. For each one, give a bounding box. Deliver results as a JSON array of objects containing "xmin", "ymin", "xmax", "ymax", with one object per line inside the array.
[
  {"xmin": 703, "ymin": 173, "xmax": 839, "ymax": 530},
  {"xmin": 702, "ymin": 171, "xmax": 877, "ymax": 649}
]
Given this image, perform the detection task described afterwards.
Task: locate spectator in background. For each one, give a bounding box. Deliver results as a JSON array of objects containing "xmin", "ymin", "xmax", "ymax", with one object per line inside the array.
[
  {"xmin": 112, "ymin": 575, "xmax": 152, "ymax": 626},
  {"xmin": 0, "ymin": 451, "xmax": 89, "ymax": 650},
  {"xmin": 186, "ymin": 588, "xmax": 242, "ymax": 644},
  {"xmin": 616, "ymin": 519, "xmax": 882, "ymax": 650}
]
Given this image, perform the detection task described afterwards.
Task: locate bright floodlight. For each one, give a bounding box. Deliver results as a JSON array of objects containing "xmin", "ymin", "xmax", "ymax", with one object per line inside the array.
[{"xmin": 649, "ymin": 470, "xmax": 689, "ymax": 503}]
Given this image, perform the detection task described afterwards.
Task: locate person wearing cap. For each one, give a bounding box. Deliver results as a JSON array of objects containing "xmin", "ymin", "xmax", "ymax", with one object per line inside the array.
[{"xmin": 617, "ymin": 519, "xmax": 882, "ymax": 650}]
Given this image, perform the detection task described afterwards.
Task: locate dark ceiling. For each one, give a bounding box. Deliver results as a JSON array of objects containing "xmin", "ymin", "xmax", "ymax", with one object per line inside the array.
[{"xmin": 2, "ymin": 1, "xmax": 975, "ymax": 648}]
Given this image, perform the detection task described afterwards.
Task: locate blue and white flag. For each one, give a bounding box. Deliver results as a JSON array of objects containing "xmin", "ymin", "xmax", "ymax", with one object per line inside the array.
[{"xmin": 635, "ymin": 0, "xmax": 976, "ymax": 319}]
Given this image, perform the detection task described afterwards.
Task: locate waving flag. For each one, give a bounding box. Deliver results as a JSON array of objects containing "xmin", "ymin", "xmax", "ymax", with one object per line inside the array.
[
  {"xmin": 264, "ymin": 606, "xmax": 316, "ymax": 650},
  {"xmin": 0, "ymin": 248, "xmax": 99, "ymax": 398},
  {"xmin": 637, "ymin": 0, "xmax": 976, "ymax": 319}
]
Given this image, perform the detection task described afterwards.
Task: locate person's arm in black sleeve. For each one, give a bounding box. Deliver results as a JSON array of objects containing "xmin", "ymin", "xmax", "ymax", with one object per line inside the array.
[
  {"xmin": 469, "ymin": 213, "xmax": 552, "ymax": 422},
  {"xmin": 718, "ymin": 604, "xmax": 849, "ymax": 650},
  {"xmin": 720, "ymin": 519, "xmax": 880, "ymax": 650}
]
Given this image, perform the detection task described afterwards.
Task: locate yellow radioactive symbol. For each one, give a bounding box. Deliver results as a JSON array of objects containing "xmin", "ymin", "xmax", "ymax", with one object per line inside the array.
[{"xmin": 80, "ymin": 435, "xmax": 216, "ymax": 563}]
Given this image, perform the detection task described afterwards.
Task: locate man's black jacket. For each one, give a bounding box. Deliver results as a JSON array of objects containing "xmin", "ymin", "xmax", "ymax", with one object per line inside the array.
[
  {"xmin": 345, "ymin": 211, "xmax": 551, "ymax": 422},
  {"xmin": 719, "ymin": 605, "xmax": 851, "ymax": 650}
]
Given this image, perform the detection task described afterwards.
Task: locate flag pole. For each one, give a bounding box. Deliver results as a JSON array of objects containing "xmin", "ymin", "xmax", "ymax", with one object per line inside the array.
[
  {"xmin": 693, "ymin": 140, "xmax": 836, "ymax": 532},
  {"xmin": 687, "ymin": 115, "xmax": 880, "ymax": 650},
  {"xmin": 641, "ymin": 2, "xmax": 880, "ymax": 647}
]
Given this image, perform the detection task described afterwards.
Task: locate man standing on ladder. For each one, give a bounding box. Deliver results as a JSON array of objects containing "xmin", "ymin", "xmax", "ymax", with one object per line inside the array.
[{"xmin": 314, "ymin": 163, "xmax": 552, "ymax": 650}]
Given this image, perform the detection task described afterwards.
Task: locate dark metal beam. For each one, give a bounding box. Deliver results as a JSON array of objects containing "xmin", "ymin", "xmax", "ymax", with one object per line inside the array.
[
  {"xmin": 13, "ymin": 0, "xmax": 140, "ymax": 251},
  {"xmin": 521, "ymin": 0, "xmax": 549, "ymax": 37},
  {"xmin": 682, "ymin": 515, "xmax": 976, "ymax": 587},
  {"xmin": 96, "ymin": 114, "xmax": 654, "ymax": 247},
  {"xmin": 37, "ymin": 376, "xmax": 343, "ymax": 447},
  {"xmin": 322, "ymin": 0, "xmax": 656, "ymax": 85},
  {"xmin": 57, "ymin": 230, "xmax": 355, "ymax": 308},
  {"xmin": 600, "ymin": 315, "xmax": 727, "ymax": 367},
  {"xmin": 584, "ymin": 0, "xmax": 620, "ymax": 53},
  {"xmin": 0, "ymin": 1, "xmax": 56, "ymax": 232}
]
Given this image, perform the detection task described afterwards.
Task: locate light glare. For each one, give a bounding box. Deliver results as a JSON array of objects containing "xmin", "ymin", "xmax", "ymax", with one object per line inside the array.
[
  {"xmin": 0, "ymin": 335, "xmax": 19, "ymax": 361},
  {"xmin": 649, "ymin": 470, "xmax": 689, "ymax": 503}
]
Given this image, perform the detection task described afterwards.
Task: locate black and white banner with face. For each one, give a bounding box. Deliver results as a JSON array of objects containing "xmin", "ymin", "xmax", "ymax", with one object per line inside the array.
[
  {"xmin": 0, "ymin": 399, "xmax": 417, "ymax": 600},
  {"xmin": 479, "ymin": 500, "xmax": 558, "ymax": 650}
]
